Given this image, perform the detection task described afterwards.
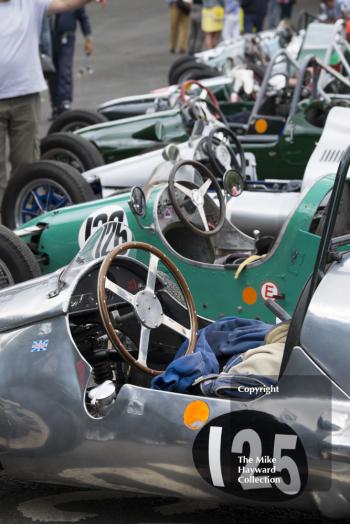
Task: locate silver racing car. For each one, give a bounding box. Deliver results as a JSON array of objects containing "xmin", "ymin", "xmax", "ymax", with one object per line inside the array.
[{"xmin": 1, "ymin": 148, "xmax": 350, "ymax": 519}]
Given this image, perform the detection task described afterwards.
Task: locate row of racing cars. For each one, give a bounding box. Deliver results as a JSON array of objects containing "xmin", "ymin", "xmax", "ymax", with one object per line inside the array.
[{"xmin": 2, "ymin": 16, "xmax": 350, "ymax": 519}]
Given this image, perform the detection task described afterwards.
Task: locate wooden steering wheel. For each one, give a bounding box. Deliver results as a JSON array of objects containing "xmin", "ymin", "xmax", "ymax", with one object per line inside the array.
[
  {"xmin": 97, "ymin": 241, "xmax": 198, "ymax": 376},
  {"xmin": 179, "ymin": 79, "xmax": 221, "ymax": 110}
]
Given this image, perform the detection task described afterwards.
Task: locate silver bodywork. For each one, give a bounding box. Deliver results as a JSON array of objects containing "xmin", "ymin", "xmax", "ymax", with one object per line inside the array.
[{"xmin": 0, "ymin": 245, "xmax": 349, "ymax": 517}]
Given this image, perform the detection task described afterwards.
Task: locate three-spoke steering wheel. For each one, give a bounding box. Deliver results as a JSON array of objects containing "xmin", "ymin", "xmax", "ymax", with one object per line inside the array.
[
  {"xmin": 207, "ymin": 126, "xmax": 246, "ymax": 179},
  {"xmin": 168, "ymin": 159, "xmax": 226, "ymax": 237},
  {"xmin": 97, "ymin": 242, "xmax": 198, "ymax": 376}
]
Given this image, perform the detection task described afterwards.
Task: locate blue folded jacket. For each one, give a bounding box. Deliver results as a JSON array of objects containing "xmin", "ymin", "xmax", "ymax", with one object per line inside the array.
[{"xmin": 151, "ymin": 316, "xmax": 272, "ymax": 394}]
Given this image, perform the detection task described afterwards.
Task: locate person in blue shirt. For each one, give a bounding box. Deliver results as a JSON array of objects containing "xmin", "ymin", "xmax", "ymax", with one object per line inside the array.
[{"xmin": 49, "ymin": 8, "xmax": 93, "ymax": 117}]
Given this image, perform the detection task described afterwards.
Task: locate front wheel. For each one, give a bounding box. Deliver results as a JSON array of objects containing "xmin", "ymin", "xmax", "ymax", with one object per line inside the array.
[
  {"xmin": 0, "ymin": 225, "xmax": 41, "ymax": 289},
  {"xmin": 2, "ymin": 160, "xmax": 95, "ymax": 229}
]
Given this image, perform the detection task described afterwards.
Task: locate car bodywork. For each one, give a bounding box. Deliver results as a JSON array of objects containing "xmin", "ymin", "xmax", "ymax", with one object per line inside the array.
[
  {"xmin": 15, "ymin": 156, "xmax": 349, "ymax": 323},
  {"xmin": 76, "ymin": 51, "xmax": 350, "ymax": 182},
  {"xmin": 1, "ymin": 149, "xmax": 350, "ymax": 519}
]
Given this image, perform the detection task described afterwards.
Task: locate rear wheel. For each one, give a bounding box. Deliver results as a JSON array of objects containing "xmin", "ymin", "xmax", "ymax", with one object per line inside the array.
[
  {"xmin": 186, "ymin": 68, "xmax": 221, "ymax": 81},
  {"xmin": 41, "ymin": 132, "xmax": 104, "ymax": 173},
  {"xmin": 48, "ymin": 109, "xmax": 108, "ymax": 134},
  {"xmin": 2, "ymin": 160, "xmax": 95, "ymax": 229},
  {"xmin": 0, "ymin": 225, "xmax": 41, "ymax": 289},
  {"xmin": 176, "ymin": 64, "xmax": 220, "ymax": 84}
]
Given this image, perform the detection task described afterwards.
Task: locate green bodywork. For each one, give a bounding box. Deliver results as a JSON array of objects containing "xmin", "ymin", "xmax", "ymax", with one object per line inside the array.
[
  {"xmin": 78, "ymin": 100, "xmax": 321, "ymax": 180},
  {"xmin": 18, "ymin": 174, "xmax": 337, "ymax": 323},
  {"xmin": 243, "ymin": 103, "xmax": 322, "ymax": 179}
]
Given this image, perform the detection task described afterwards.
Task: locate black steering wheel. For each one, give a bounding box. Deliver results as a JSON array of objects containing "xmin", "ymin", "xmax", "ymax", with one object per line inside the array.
[
  {"xmin": 168, "ymin": 159, "xmax": 225, "ymax": 237},
  {"xmin": 206, "ymin": 126, "xmax": 246, "ymax": 179}
]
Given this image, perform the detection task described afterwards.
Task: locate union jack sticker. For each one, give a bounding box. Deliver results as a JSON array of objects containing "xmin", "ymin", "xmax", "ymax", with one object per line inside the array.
[{"xmin": 31, "ymin": 340, "xmax": 49, "ymax": 353}]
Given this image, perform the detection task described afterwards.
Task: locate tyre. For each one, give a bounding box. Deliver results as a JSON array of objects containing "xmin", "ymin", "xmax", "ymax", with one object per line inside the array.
[
  {"xmin": 246, "ymin": 62, "xmax": 265, "ymax": 82},
  {"xmin": 168, "ymin": 55, "xmax": 194, "ymax": 85},
  {"xmin": 184, "ymin": 67, "xmax": 221, "ymax": 81},
  {"xmin": 41, "ymin": 132, "xmax": 104, "ymax": 173},
  {"xmin": 169, "ymin": 59, "xmax": 198, "ymax": 84},
  {"xmin": 2, "ymin": 160, "xmax": 95, "ymax": 229},
  {"xmin": 48, "ymin": 109, "xmax": 108, "ymax": 134},
  {"xmin": 0, "ymin": 225, "xmax": 41, "ymax": 289},
  {"xmin": 176, "ymin": 64, "xmax": 220, "ymax": 84}
]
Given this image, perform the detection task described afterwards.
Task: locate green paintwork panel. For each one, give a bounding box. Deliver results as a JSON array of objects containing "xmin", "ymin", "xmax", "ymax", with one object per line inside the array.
[
  {"xmin": 243, "ymin": 104, "xmax": 322, "ymax": 180},
  {"xmin": 17, "ymin": 175, "xmax": 335, "ymax": 323},
  {"xmin": 221, "ymin": 100, "xmax": 254, "ymax": 116},
  {"xmin": 78, "ymin": 109, "xmax": 188, "ymax": 163},
  {"xmin": 77, "ymin": 97, "xmax": 322, "ymax": 179}
]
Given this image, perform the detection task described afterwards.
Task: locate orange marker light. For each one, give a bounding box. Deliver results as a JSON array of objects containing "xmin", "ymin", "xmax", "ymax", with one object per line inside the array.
[
  {"xmin": 183, "ymin": 400, "xmax": 210, "ymax": 430},
  {"xmin": 242, "ymin": 287, "xmax": 257, "ymax": 305},
  {"xmin": 255, "ymin": 119, "xmax": 268, "ymax": 134}
]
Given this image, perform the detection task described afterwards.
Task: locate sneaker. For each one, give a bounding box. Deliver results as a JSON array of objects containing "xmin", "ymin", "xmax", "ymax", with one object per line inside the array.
[{"xmin": 60, "ymin": 101, "xmax": 71, "ymax": 113}]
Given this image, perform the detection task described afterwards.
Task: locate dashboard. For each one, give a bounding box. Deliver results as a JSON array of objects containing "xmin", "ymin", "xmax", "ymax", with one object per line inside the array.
[{"xmin": 69, "ymin": 262, "xmax": 147, "ymax": 315}]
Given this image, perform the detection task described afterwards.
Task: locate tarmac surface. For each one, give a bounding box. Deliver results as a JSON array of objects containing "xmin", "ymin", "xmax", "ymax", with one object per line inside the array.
[{"xmin": 5, "ymin": 0, "xmax": 347, "ymax": 523}]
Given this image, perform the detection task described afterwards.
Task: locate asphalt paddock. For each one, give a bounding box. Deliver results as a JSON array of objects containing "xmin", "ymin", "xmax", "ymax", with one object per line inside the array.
[
  {"xmin": 5, "ymin": 0, "xmax": 346, "ymax": 522},
  {"xmin": 1, "ymin": 472, "xmax": 349, "ymax": 524}
]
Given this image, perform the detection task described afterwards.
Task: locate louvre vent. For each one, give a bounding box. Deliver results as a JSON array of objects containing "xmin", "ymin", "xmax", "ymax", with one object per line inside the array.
[{"xmin": 320, "ymin": 149, "xmax": 344, "ymax": 162}]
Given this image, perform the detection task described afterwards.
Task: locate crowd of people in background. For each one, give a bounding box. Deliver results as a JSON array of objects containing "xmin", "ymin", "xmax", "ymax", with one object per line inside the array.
[
  {"xmin": 166, "ymin": 0, "xmax": 350, "ymax": 53},
  {"xmin": 321, "ymin": 0, "xmax": 350, "ymax": 21},
  {"xmin": 166, "ymin": 0, "xmax": 297, "ymax": 52}
]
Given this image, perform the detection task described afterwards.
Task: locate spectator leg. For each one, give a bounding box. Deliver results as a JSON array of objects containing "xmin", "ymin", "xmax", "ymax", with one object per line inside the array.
[
  {"xmin": 223, "ymin": 13, "xmax": 240, "ymax": 40},
  {"xmin": 268, "ymin": 0, "xmax": 279, "ymax": 29},
  {"xmin": 188, "ymin": 19, "xmax": 197, "ymax": 54},
  {"xmin": 188, "ymin": 5, "xmax": 204, "ymax": 54},
  {"xmin": 48, "ymin": 37, "xmax": 61, "ymax": 116},
  {"xmin": 170, "ymin": 4, "xmax": 180, "ymax": 52},
  {"xmin": 243, "ymin": 14, "xmax": 254, "ymax": 34},
  {"xmin": 0, "ymin": 102, "xmax": 9, "ymax": 205},
  {"xmin": 196, "ymin": 23, "xmax": 205, "ymax": 52},
  {"xmin": 56, "ymin": 34, "xmax": 76, "ymax": 111},
  {"xmin": 254, "ymin": 14, "xmax": 264, "ymax": 33},
  {"xmin": 8, "ymin": 94, "xmax": 40, "ymax": 175},
  {"xmin": 178, "ymin": 12, "xmax": 190, "ymax": 53}
]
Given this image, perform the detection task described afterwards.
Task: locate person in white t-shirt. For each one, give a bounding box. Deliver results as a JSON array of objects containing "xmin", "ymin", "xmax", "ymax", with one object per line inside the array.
[{"xmin": 0, "ymin": 0, "xmax": 106, "ymax": 208}]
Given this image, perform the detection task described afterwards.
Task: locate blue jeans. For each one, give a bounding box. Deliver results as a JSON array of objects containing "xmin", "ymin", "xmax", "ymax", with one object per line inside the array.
[
  {"xmin": 268, "ymin": 0, "xmax": 279, "ymax": 29},
  {"xmin": 244, "ymin": 12, "xmax": 265, "ymax": 33},
  {"xmin": 280, "ymin": 4, "xmax": 293, "ymax": 19},
  {"xmin": 49, "ymin": 33, "xmax": 76, "ymax": 112}
]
